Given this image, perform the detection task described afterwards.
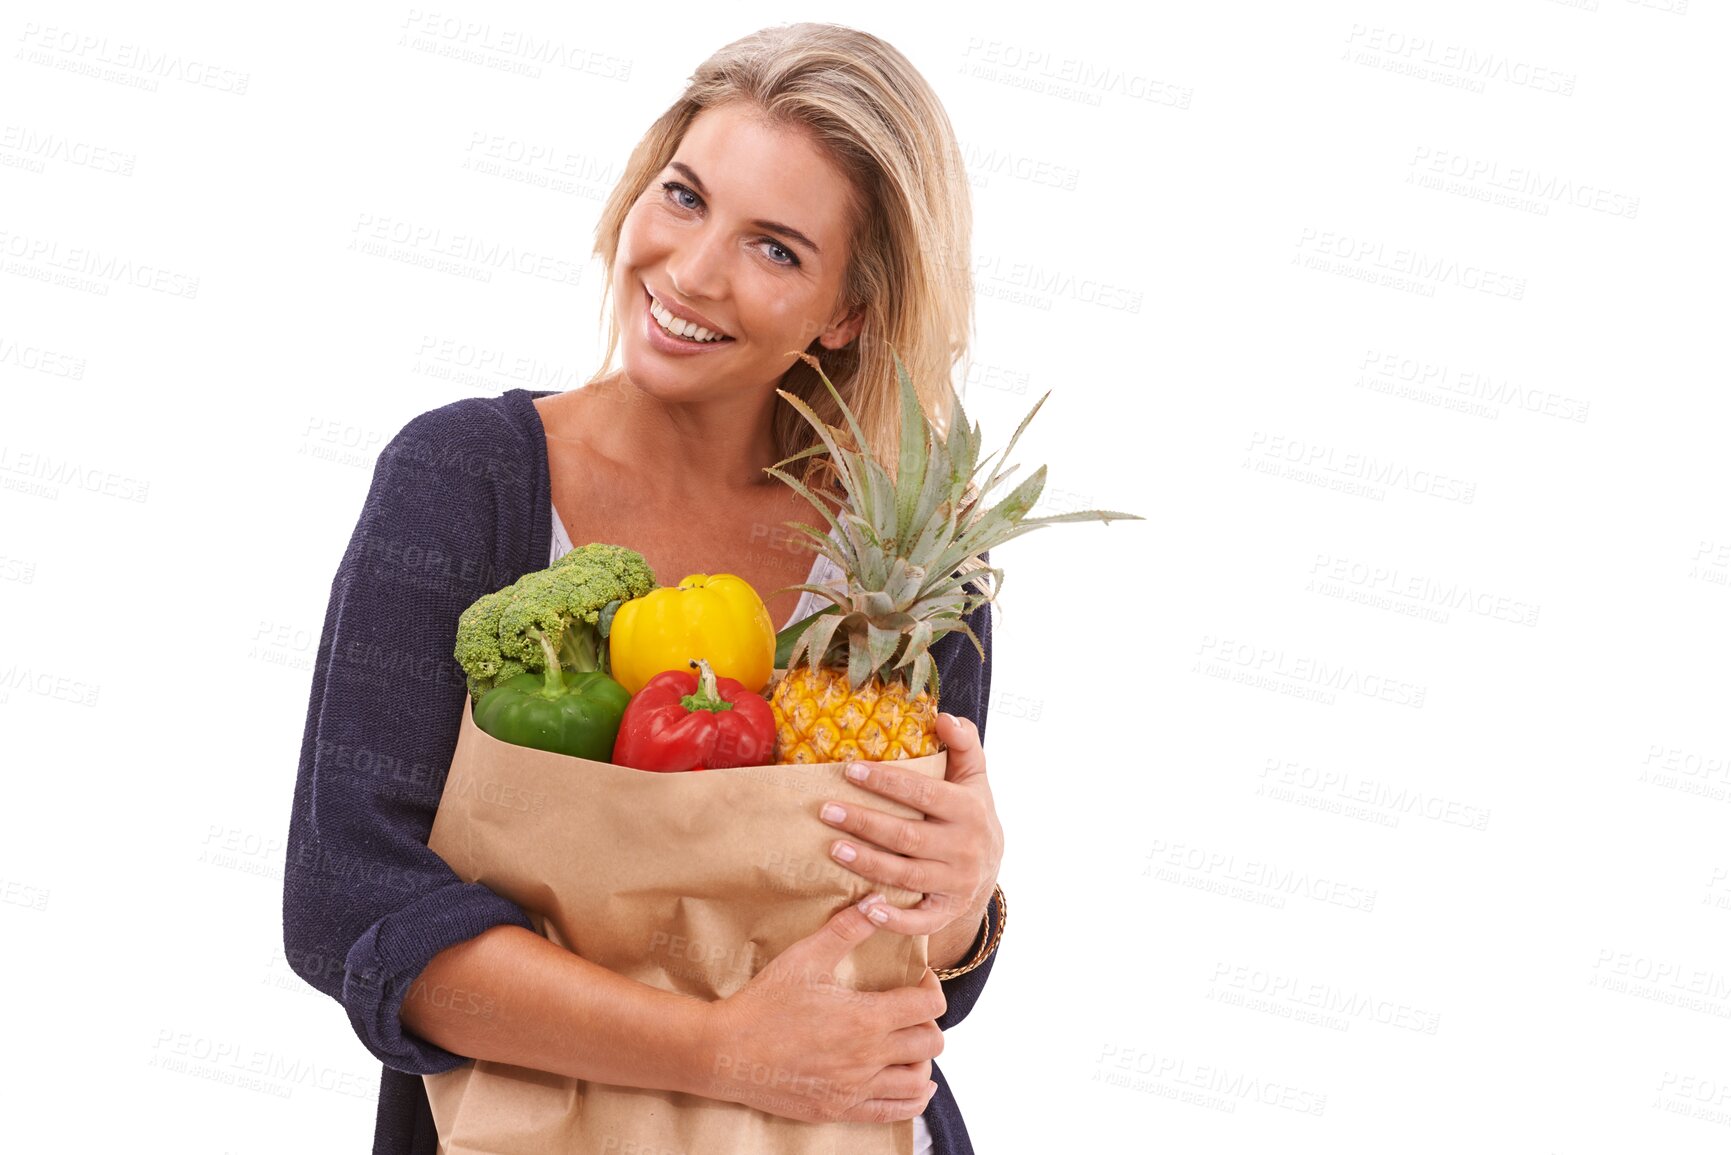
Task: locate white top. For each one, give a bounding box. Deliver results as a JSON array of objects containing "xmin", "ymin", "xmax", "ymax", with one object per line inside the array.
[{"xmin": 549, "ymin": 503, "xmax": 936, "ymax": 1155}]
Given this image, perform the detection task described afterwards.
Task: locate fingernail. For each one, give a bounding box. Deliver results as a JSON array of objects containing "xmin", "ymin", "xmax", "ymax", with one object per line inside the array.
[
  {"xmin": 940, "ymin": 713, "xmax": 957, "ymax": 726},
  {"xmin": 820, "ymin": 803, "xmax": 846, "ymax": 823},
  {"xmin": 845, "ymin": 762, "xmax": 868, "ymax": 781},
  {"xmin": 831, "ymin": 841, "xmax": 857, "ymax": 863},
  {"xmin": 858, "ymin": 892, "xmax": 885, "ymax": 914},
  {"xmin": 868, "ymin": 905, "xmax": 890, "ymax": 924}
]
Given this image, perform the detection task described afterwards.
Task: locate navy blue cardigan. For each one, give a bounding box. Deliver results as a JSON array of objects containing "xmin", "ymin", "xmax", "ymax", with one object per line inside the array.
[{"xmin": 281, "ymin": 387, "xmax": 1001, "ymax": 1154}]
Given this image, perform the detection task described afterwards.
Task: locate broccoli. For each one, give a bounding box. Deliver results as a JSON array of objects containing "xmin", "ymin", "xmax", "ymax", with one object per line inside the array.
[{"xmin": 454, "ymin": 542, "xmax": 658, "ymax": 700}]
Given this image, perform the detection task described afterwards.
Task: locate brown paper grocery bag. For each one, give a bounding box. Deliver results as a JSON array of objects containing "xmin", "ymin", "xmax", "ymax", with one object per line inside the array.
[{"xmin": 421, "ymin": 694, "xmax": 946, "ymax": 1155}]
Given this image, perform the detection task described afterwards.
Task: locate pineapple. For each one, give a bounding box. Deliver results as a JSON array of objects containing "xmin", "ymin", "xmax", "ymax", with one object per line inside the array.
[{"xmin": 764, "ymin": 350, "xmax": 1140, "ymax": 764}]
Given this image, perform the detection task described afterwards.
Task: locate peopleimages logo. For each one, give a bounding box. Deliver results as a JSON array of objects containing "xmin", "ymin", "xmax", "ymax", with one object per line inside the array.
[
  {"xmin": 1357, "ymin": 348, "xmax": 1590, "ymax": 424},
  {"xmin": 1258, "ymin": 758, "xmax": 1493, "ymax": 831},
  {"xmin": 1194, "ymin": 633, "xmax": 1428, "ymax": 710},
  {"xmin": 1143, "ymin": 838, "xmax": 1379, "ymax": 913},
  {"xmin": 1408, "ymin": 146, "xmax": 1639, "ymax": 220},
  {"xmin": 1209, "ymin": 962, "xmax": 1443, "ymax": 1034},
  {"xmin": 1294, "ymin": 228, "xmax": 1526, "ymax": 300},
  {"xmin": 15, "ymin": 23, "xmax": 251, "ymax": 94},
  {"xmin": 1307, "ymin": 553, "xmax": 1540, "ymax": 628},
  {"xmin": 0, "ymin": 229, "xmax": 199, "ymax": 298},
  {"xmin": 959, "ymin": 39, "xmax": 1194, "ymax": 109},
  {"xmin": 0, "ymin": 335, "xmax": 86, "ymax": 379},
  {"xmin": 348, "ymin": 213, "xmax": 583, "ymax": 286},
  {"xmin": 0, "ymin": 124, "xmax": 137, "ymax": 175},
  {"xmin": 1244, "ymin": 432, "xmax": 1477, "ymax": 505},
  {"xmin": 1094, "ymin": 1044, "xmax": 1327, "ymax": 1117},
  {"xmin": 398, "ymin": 10, "xmax": 632, "ymax": 82},
  {"xmin": 1342, "ymin": 25, "xmax": 1576, "ymax": 96},
  {"xmin": 0, "ymin": 445, "xmax": 149, "ymax": 503}
]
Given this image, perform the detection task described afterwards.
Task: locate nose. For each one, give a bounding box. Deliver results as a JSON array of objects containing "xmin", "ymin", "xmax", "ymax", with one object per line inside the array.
[{"xmin": 666, "ymin": 223, "xmax": 729, "ymax": 306}]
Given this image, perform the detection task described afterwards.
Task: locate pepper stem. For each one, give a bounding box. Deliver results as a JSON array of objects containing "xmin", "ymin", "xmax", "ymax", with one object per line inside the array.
[
  {"xmin": 530, "ymin": 627, "xmax": 564, "ymax": 696},
  {"xmin": 680, "ymin": 658, "xmax": 735, "ymax": 714}
]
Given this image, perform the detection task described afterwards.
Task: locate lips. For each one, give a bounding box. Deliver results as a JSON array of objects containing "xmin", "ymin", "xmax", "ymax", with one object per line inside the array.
[{"xmin": 645, "ymin": 286, "xmax": 733, "ymax": 342}]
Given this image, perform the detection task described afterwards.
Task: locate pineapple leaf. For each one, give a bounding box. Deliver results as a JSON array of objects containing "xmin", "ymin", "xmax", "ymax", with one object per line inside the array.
[
  {"xmin": 1025, "ymin": 507, "xmax": 1147, "ymax": 526},
  {"xmin": 864, "ymin": 620, "xmax": 902, "ymax": 678},
  {"xmin": 931, "ymin": 466, "xmax": 1048, "ymax": 579},
  {"xmin": 773, "ymin": 580, "xmax": 853, "ymax": 611},
  {"xmin": 976, "ymin": 460, "xmax": 1020, "ymax": 494},
  {"xmin": 955, "ymin": 556, "xmax": 1000, "ymax": 600},
  {"xmin": 861, "ymin": 590, "xmax": 898, "ymax": 618},
  {"xmin": 836, "ymin": 511, "xmax": 888, "ymax": 589},
  {"xmin": 928, "ymin": 518, "xmax": 1061, "ymax": 586},
  {"xmin": 884, "ymin": 557, "xmax": 928, "ymax": 608},
  {"xmin": 907, "ymin": 651, "xmax": 933, "ymax": 702},
  {"xmin": 784, "ymin": 619, "xmax": 810, "ymax": 672},
  {"xmin": 855, "ymin": 445, "xmax": 898, "ymax": 553},
  {"xmin": 796, "ymin": 607, "xmax": 848, "ymax": 675},
  {"xmin": 905, "ymin": 593, "xmax": 969, "ymax": 628},
  {"xmin": 783, "ymin": 522, "xmax": 848, "ymax": 566},
  {"xmin": 846, "ymin": 623, "xmax": 875, "ymax": 690},
  {"xmin": 767, "ymin": 440, "xmax": 832, "ymax": 471},
  {"xmin": 978, "ymin": 390, "xmax": 1051, "ymax": 502},
  {"xmin": 946, "ymin": 619, "xmax": 988, "ymax": 665},
  {"xmin": 943, "ymin": 406, "xmax": 977, "ymax": 498},
  {"xmin": 905, "ymin": 499, "xmax": 962, "ymax": 576},
  {"xmin": 907, "ymin": 434, "xmax": 957, "ymax": 548},
  {"xmin": 789, "ymin": 354, "xmax": 888, "ymax": 539},
  {"xmin": 863, "ymin": 610, "xmax": 917, "ymax": 631},
  {"xmin": 892, "ymin": 351, "xmax": 930, "ymax": 548},
  {"xmin": 916, "ymin": 563, "xmax": 1005, "ymax": 609},
  {"xmin": 775, "ymin": 606, "xmax": 837, "ymax": 669},
  {"xmin": 794, "ymin": 352, "xmax": 871, "ymax": 474},
  {"xmin": 849, "ymin": 447, "xmax": 890, "ymax": 538},
  {"xmin": 762, "ymin": 465, "xmax": 846, "ymax": 537},
  {"xmin": 771, "ymin": 389, "xmax": 866, "ymax": 506},
  {"xmin": 892, "ymin": 620, "xmax": 935, "ymax": 670}
]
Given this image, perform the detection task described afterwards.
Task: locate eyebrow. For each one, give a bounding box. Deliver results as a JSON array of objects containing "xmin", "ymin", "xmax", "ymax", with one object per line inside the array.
[{"xmin": 669, "ymin": 162, "xmax": 822, "ymax": 257}]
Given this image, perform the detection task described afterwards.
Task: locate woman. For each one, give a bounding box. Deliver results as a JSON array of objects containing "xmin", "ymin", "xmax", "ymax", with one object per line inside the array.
[{"xmin": 283, "ymin": 23, "xmax": 1006, "ymax": 1155}]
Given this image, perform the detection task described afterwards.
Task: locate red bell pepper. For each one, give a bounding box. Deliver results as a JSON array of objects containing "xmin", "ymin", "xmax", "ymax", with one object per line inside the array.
[{"xmin": 611, "ymin": 657, "xmax": 777, "ymax": 772}]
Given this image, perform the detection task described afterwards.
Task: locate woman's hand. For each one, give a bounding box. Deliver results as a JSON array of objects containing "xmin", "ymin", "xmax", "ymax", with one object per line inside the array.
[
  {"xmin": 692, "ymin": 900, "xmax": 946, "ymax": 1123},
  {"xmin": 819, "ymin": 712, "xmax": 1004, "ymax": 949}
]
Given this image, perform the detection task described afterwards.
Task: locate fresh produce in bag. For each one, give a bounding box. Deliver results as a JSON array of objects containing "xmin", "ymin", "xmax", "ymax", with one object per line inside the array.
[
  {"xmin": 423, "ymin": 348, "xmax": 1139, "ymax": 1153},
  {"xmin": 420, "ymin": 695, "xmax": 947, "ymax": 1155}
]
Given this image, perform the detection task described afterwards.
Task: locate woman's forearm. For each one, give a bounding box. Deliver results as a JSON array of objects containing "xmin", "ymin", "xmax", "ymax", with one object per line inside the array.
[{"xmin": 399, "ymin": 924, "xmax": 708, "ymax": 1093}]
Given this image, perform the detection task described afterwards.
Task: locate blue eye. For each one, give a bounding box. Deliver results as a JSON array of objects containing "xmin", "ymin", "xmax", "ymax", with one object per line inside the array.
[
  {"xmin": 658, "ymin": 180, "xmax": 801, "ymax": 268},
  {"xmin": 660, "ymin": 180, "xmax": 700, "ymax": 210}
]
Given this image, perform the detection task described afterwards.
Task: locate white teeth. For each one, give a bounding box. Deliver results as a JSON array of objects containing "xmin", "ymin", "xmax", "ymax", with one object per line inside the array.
[{"xmin": 649, "ymin": 295, "xmax": 727, "ymax": 343}]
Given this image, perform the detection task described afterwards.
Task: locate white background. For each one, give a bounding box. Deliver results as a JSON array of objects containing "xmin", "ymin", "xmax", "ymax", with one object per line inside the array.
[{"xmin": 3, "ymin": 1, "xmax": 1728, "ymax": 1152}]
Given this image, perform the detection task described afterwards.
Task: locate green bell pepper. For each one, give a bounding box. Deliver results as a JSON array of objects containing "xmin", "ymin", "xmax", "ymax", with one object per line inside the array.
[{"xmin": 473, "ymin": 626, "xmax": 631, "ymax": 761}]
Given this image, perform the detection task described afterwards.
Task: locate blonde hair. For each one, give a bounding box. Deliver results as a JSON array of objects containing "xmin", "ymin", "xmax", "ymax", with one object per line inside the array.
[{"xmin": 591, "ymin": 22, "xmax": 975, "ymax": 498}]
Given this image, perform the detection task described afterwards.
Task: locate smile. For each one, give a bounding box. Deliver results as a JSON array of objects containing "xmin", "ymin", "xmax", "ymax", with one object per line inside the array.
[{"xmin": 646, "ymin": 288, "xmax": 732, "ymax": 343}]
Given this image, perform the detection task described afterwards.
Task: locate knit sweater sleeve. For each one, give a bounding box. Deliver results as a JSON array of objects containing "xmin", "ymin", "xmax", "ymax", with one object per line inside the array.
[
  {"xmin": 932, "ymin": 554, "xmax": 1000, "ymax": 1033},
  {"xmin": 281, "ymin": 404, "xmax": 537, "ymax": 1075}
]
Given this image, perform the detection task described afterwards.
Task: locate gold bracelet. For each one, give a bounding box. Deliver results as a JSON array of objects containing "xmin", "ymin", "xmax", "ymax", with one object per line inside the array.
[{"xmin": 931, "ymin": 885, "xmax": 1006, "ymax": 980}]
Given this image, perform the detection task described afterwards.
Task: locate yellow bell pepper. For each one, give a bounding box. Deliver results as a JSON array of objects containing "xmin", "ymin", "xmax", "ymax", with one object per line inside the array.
[{"xmin": 608, "ymin": 573, "xmax": 777, "ymax": 695}]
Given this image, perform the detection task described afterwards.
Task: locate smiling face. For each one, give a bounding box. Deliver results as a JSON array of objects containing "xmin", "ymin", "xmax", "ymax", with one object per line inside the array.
[{"xmin": 612, "ymin": 101, "xmax": 865, "ymax": 399}]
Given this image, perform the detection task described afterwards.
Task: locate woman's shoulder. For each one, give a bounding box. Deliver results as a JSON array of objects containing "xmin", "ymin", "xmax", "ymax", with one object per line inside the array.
[
  {"xmin": 378, "ymin": 388, "xmax": 547, "ymax": 494},
  {"xmin": 345, "ymin": 390, "xmax": 550, "ymax": 599},
  {"xmin": 389, "ymin": 388, "xmax": 543, "ymax": 452}
]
